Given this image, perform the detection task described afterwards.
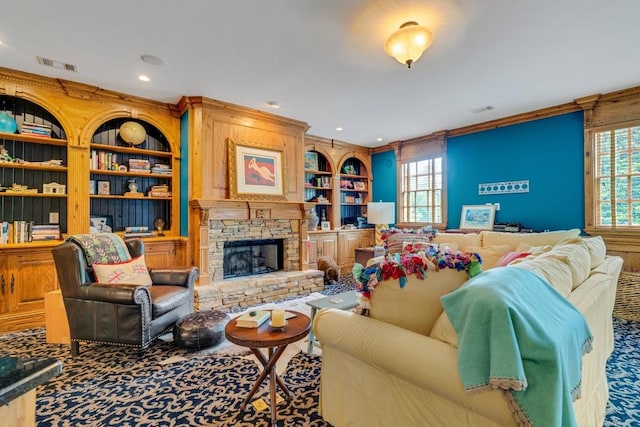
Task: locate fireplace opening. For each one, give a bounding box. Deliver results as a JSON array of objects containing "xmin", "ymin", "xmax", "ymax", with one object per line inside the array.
[{"xmin": 223, "ymin": 238, "xmax": 284, "ymax": 279}]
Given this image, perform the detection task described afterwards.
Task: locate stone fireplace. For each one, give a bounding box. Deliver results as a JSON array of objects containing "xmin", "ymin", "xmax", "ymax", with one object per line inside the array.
[
  {"xmin": 223, "ymin": 238, "xmax": 284, "ymax": 278},
  {"xmin": 190, "ymin": 200, "xmax": 323, "ymax": 310}
]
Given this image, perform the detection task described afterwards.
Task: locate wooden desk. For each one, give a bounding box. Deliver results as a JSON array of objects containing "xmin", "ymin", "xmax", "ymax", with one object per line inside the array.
[{"xmin": 225, "ymin": 310, "xmax": 311, "ymax": 426}]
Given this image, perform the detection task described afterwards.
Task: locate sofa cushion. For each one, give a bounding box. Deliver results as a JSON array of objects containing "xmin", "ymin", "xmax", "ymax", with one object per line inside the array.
[
  {"xmin": 581, "ymin": 236, "xmax": 607, "ymax": 268},
  {"xmin": 539, "ymin": 239, "xmax": 591, "ymax": 290},
  {"xmin": 432, "ymin": 232, "xmax": 482, "ymax": 248},
  {"xmin": 509, "ymin": 257, "xmax": 573, "ymax": 297},
  {"xmin": 430, "ymin": 311, "xmax": 458, "ymax": 347},
  {"xmin": 481, "ymin": 229, "xmax": 581, "ymax": 251},
  {"xmin": 369, "ymin": 269, "xmax": 470, "ymax": 336},
  {"xmin": 93, "ymin": 255, "xmax": 152, "ymax": 286},
  {"xmin": 515, "ymin": 242, "xmax": 553, "ymax": 257},
  {"xmin": 463, "ymin": 244, "xmax": 510, "ymax": 270}
]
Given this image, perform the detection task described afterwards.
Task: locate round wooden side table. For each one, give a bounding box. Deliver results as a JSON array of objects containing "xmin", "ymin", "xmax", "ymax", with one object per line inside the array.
[{"xmin": 224, "ymin": 309, "xmax": 311, "ymax": 426}]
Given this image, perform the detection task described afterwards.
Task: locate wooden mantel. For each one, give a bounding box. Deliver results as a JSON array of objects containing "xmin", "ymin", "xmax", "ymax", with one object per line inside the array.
[{"xmin": 190, "ymin": 199, "xmax": 307, "ymax": 221}]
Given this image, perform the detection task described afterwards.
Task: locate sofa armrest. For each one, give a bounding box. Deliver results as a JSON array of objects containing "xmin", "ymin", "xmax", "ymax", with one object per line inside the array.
[
  {"xmin": 314, "ymin": 308, "xmax": 513, "ymax": 423},
  {"xmin": 149, "ymin": 267, "xmax": 199, "ymax": 288},
  {"xmin": 76, "ymin": 282, "xmax": 151, "ymax": 305}
]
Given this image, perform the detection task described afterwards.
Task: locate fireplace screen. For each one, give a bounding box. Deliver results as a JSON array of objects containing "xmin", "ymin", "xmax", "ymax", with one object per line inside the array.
[{"xmin": 223, "ymin": 238, "xmax": 284, "ymax": 278}]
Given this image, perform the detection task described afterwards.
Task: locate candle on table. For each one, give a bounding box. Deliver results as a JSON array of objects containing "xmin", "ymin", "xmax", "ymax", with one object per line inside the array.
[{"xmin": 271, "ymin": 309, "xmax": 286, "ymax": 327}]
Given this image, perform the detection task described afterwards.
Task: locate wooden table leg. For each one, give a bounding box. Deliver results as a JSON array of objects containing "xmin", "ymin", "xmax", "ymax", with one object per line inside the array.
[
  {"xmin": 269, "ymin": 347, "xmax": 277, "ymax": 426},
  {"xmin": 239, "ymin": 345, "xmax": 291, "ymax": 411}
]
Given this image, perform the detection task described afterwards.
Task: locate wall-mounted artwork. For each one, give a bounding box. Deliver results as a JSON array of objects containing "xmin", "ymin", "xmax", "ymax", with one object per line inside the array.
[
  {"xmin": 478, "ymin": 180, "xmax": 529, "ymax": 195},
  {"xmin": 228, "ymin": 138, "xmax": 285, "ymax": 201}
]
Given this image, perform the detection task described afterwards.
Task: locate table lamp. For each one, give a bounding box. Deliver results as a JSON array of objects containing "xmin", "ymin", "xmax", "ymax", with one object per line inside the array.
[{"xmin": 367, "ymin": 202, "xmax": 395, "ymax": 248}]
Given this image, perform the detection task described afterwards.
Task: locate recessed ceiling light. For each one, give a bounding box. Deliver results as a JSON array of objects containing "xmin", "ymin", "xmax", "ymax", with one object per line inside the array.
[
  {"xmin": 268, "ymin": 101, "xmax": 280, "ymax": 109},
  {"xmin": 140, "ymin": 54, "xmax": 164, "ymax": 66},
  {"xmin": 336, "ymin": 127, "xmax": 343, "ymax": 131},
  {"xmin": 138, "ymin": 74, "xmax": 150, "ymax": 82},
  {"xmin": 376, "ymin": 137, "xmax": 383, "ymax": 142}
]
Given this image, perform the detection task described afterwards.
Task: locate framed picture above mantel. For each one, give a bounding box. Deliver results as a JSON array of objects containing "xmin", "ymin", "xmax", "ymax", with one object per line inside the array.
[{"xmin": 228, "ymin": 138, "xmax": 286, "ymax": 201}]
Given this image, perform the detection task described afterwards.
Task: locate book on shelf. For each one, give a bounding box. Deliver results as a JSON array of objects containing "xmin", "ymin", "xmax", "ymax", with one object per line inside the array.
[
  {"xmin": 0, "ymin": 221, "xmax": 61, "ymax": 243},
  {"xmin": 129, "ymin": 159, "xmax": 151, "ymax": 173},
  {"xmin": 123, "ymin": 231, "xmax": 155, "ymax": 238},
  {"xmin": 125, "ymin": 226, "xmax": 149, "ymax": 233},
  {"xmin": 235, "ymin": 310, "xmax": 270, "ymax": 328}
]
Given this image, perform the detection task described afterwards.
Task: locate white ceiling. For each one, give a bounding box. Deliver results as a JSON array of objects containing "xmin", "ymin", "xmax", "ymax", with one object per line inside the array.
[{"xmin": 1, "ymin": 1, "xmax": 640, "ymax": 147}]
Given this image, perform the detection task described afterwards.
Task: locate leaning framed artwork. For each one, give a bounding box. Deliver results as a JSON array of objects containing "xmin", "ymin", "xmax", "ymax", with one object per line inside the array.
[
  {"xmin": 305, "ymin": 151, "xmax": 318, "ymax": 171},
  {"xmin": 228, "ymin": 138, "xmax": 286, "ymax": 201},
  {"xmin": 459, "ymin": 204, "xmax": 496, "ymax": 230}
]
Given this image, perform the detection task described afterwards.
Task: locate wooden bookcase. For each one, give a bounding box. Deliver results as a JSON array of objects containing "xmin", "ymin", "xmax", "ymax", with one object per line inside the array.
[{"xmin": 0, "ymin": 67, "xmax": 185, "ymax": 332}]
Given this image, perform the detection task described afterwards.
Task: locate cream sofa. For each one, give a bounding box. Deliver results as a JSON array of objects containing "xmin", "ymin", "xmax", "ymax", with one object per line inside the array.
[{"xmin": 313, "ymin": 230, "xmax": 623, "ymax": 427}]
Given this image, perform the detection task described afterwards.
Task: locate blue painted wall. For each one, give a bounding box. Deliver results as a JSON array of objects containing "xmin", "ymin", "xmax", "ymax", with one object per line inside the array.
[
  {"xmin": 372, "ymin": 150, "xmax": 396, "ymax": 203},
  {"xmin": 180, "ymin": 112, "xmax": 189, "ymax": 237},
  {"xmin": 371, "ymin": 111, "xmax": 585, "ymax": 231}
]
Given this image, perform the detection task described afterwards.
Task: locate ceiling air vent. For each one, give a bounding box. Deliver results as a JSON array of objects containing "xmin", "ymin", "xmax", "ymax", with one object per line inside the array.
[
  {"xmin": 471, "ymin": 105, "xmax": 495, "ymax": 114},
  {"xmin": 36, "ymin": 56, "xmax": 78, "ymax": 72}
]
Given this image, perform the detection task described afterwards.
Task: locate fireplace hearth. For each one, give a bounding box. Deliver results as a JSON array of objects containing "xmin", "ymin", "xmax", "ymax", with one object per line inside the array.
[{"xmin": 223, "ymin": 238, "xmax": 284, "ymax": 279}]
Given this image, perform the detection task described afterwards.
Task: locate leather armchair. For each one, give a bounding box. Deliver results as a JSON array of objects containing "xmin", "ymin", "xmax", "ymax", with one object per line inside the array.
[{"xmin": 52, "ymin": 237, "xmax": 199, "ymax": 356}]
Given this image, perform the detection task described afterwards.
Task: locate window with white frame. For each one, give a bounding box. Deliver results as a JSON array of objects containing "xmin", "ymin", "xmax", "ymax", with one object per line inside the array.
[
  {"xmin": 593, "ymin": 124, "xmax": 640, "ymax": 228},
  {"xmin": 400, "ymin": 156, "xmax": 443, "ymax": 224}
]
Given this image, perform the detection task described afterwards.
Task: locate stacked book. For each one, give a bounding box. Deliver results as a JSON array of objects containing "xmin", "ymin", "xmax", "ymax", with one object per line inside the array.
[
  {"xmin": 30, "ymin": 225, "xmax": 61, "ymax": 241},
  {"xmin": 123, "ymin": 226, "xmax": 155, "ymax": 238},
  {"xmin": 0, "ymin": 221, "xmax": 60, "ymax": 243},
  {"xmin": 151, "ymin": 163, "xmax": 172, "ymax": 175},
  {"xmin": 128, "ymin": 159, "xmax": 151, "ymax": 174},
  {"xmin": 20, "ymin": 121, "xmax": 52, "ymax": 138},
  {"xmin": 235, "ymin": 310, "xmax": 270, "ymax": 328},
  {"xmin": 148, "ymin": 184, "xmax": 171, "ymax": 198}
]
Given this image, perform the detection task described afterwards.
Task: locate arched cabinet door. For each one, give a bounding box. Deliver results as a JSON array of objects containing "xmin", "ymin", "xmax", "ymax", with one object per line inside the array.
[{"xmin": 89, "ymin": 118, "xmax": 174, "ymax": 237}]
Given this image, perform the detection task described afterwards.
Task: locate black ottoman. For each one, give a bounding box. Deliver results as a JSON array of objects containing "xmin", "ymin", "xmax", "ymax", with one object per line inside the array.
[{"xmin": 173, "ymin": 310, "xmax": 230, "ymax": 350}]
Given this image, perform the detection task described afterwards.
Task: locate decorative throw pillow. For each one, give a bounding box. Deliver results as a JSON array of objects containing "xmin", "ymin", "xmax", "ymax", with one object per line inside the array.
[
  {"xmin": 93, "ymin": 255, "xmax": 152, "ymax": 286},
  {"xmin": 463, "ymin": 244, "xmax": 510, "ymax": 269},
  {"xmin": 382, "ymin": 227, "xmax": 437, "ymax": 254},
  {"xmin": 495, "ymin": 251, "xmax": 531, "ymax": 267}
]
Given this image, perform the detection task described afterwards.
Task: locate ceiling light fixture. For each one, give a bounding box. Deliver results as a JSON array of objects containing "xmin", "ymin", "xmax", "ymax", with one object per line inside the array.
[
  {"xmin": 268, "ymin": 101, "xmax": 280, "ymax": 109},
  {"xmin": 336, "ymin": 127, "xmax": 343, "ymax": 131},
  {"xmin": 384, "ymin": 21, "xmax": 433, "ymax": 68},
  {"xmin": 138, "ymin": 74, "xmax": 150, "ymax": 82}
]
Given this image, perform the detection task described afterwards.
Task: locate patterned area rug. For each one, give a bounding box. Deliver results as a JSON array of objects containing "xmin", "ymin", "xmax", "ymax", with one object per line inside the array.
[
  {"xmin": 0, "ymin": 328, "xmax": 329, "ymax": 426},
  {"xmin": 0, "ymin": 319, "xmax": 637, "ymax": 426},
  {"xmin": 605, "ymin": 318, "xmax": 640, "ymax": 426},
  {"xmin": 614, "ymin": 271, "xmax": 640, "ymax": 322}
]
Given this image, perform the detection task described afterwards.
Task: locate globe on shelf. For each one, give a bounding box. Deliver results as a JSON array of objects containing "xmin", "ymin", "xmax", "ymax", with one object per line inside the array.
[
  {"xmin": 0, "ymin": 111, "xmax": 18, "ymax": 134},
  {"xmin": 119, "ymin": 121, "xmax": 146, "ymax": 146}
]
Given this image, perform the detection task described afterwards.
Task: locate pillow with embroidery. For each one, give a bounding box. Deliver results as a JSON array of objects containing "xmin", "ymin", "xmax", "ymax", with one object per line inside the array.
[{"xmin": 93, "ymin": 255, "xmax": 152, "ymax": 286}]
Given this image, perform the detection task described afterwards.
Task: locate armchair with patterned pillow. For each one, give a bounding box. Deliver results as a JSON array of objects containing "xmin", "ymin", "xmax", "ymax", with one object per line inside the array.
[{"xmin": 52, "ymin": 233, "xmax": 199, "ymax": 356}]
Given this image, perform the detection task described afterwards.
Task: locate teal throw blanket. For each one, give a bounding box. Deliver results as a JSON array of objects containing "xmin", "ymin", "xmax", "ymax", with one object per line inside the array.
[{"xmin": 441, "ymin": 267, "xmax": 592, "ymax": 427}]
